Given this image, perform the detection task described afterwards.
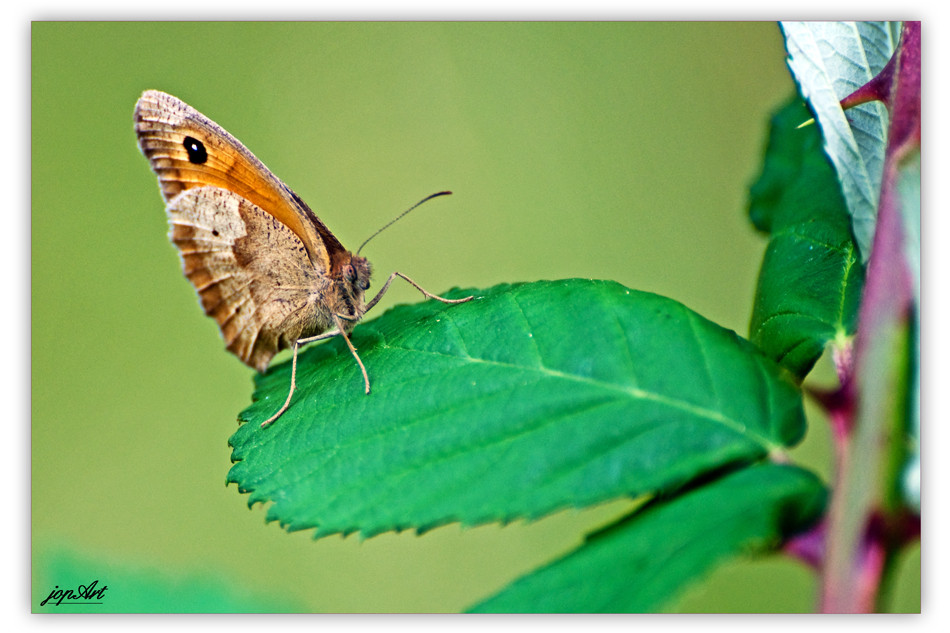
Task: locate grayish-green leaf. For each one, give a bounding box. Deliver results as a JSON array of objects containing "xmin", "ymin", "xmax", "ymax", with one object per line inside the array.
[
  {"xmin": 227, "ymin": 280, "xmax": 806, "ymax": 539},
  {"xmin": 468, "ymin": 463, "xmax": 827, "ymax": 613},
  {"xmin": 780, "ymin": 21, "xmax": 901, "ymax": 261}
]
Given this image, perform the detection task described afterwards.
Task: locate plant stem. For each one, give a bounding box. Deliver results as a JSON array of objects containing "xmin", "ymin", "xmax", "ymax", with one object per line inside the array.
[{"xmin": 816, "ymin": 21, "xmax": 920, "ymax": 613}]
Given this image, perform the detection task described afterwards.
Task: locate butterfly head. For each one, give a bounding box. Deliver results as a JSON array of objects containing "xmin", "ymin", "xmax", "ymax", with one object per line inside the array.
[
  {"xmin": 343, "ymin": 254, "xmax": 372, "ymax": 291},
  {"xmin": 334, "ymin": 251, "xmax": 373, "ymax": 309}
]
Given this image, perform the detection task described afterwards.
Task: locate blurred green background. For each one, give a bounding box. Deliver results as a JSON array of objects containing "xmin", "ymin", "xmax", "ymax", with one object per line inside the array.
[{"xmin": 31, "ymin": 22, "xmax": 918, "ymax": 613}]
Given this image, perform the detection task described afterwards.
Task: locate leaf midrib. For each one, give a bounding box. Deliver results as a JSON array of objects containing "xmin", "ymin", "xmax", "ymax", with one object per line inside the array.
[{"xmin": 370, "ymin": 340, "xmax": 779, "ymax": 450}]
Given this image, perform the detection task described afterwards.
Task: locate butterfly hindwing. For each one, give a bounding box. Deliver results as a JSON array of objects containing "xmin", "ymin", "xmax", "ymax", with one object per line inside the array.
[{"xmin": 167, "ymin": 186, "xmax": 335, "ymax": 371}]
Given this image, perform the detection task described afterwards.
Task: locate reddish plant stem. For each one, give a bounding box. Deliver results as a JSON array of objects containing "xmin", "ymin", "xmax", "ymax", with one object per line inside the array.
[{"xmin": 815, "ymin": 21, "xmax": 919, "ymax": 614}]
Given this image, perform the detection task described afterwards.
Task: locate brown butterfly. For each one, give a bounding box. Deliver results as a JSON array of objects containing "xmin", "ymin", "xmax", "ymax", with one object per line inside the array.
[{"xmin": 134, "ymin": 90, "xmax": 472, "ymax": 426}]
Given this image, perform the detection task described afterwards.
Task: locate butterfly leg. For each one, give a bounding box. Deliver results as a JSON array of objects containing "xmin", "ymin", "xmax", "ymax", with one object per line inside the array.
[
  {"xmin": 260, "ymin": 328, "xmax": 342, "ymax": 428},
  {"xmin": 263, "ymin": 275, "xmax": 472, "ymax": 426},
  {"xmin": 331, "ymin": 313, "xmax": 372, "ymax": 395},
  {"xmin": 364, "ymin": 271, "xmax": 474, "ymax": 313},
  {"xmin": 328, "ymin": 273, "xmax": 471, "ymax": 397}
]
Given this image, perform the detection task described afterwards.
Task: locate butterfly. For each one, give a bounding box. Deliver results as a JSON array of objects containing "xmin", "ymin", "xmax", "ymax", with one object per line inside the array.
[{"xmin": 134, "ymin": 90, "xmax": 472, "ymax": 426}]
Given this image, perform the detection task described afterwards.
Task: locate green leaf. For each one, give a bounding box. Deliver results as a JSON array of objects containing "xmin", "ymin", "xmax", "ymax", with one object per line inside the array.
[
  {"xmin": 228, "ymin": 279, "xmax": 806, "ymax": 538},
  {"xmin": 780, "ymin": 21, "xmax": 901, "ymax": 261},
  {"xmin": 468, "ymin": 463, "xmax": 827, "ymax": 613},
  {"xmin": 748, "ymin": 96, "xmax": 864, "ymax": 378}
]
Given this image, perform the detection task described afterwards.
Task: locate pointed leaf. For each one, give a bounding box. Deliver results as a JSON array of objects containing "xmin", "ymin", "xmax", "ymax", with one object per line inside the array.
[
  {"xmin": 748, "ymin": 96, "xmax": 864, "ymax": 378},
  {"xmin": 468, "ymin": 463, "xmax": 827, "ymax": 613},
  {"xmin": 227, "ymin": 280, "xmax": 806, "ymax": 538},
  {"xmin": 780, "ymin": 21, "xmax": 901, "ymax": 260}
]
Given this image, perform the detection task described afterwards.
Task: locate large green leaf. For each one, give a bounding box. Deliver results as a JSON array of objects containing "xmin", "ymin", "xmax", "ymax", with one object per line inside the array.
[
  {"xmin": 780, "ymin": 21, "xmax": 901, "ymax": 261},
  {"xmin": 468, "ymin": 463, "xmax": 827, "ymax": 613},
  {"xmin": 748, "ymin": 96, "xmax": 864, "ymax": 379},
  {"xmin": 228, "ymin": 279, "xmax": 805, "ymax": 538}
]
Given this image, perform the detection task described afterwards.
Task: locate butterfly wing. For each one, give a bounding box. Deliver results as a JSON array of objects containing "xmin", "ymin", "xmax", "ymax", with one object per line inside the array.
[
  {"xmin": 134, "ymin": 90, "xmax": 346, "ymax": 272},
  {"xmin": 168, "ymin": 186, "xmax": 336, "ymax": 372}
]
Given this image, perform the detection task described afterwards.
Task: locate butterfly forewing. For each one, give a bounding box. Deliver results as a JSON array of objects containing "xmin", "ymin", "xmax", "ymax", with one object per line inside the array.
[{"xmin": 134, "ymin": 90, "xmax": 338, "ymax": 272}]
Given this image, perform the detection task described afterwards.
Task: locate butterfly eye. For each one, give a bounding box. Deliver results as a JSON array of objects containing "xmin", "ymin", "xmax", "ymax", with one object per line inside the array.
[
  {"xmin": 360, "ymin": 279, "xmax": 370, "ymax": 291},
  {"xmin": 182, "ymin": 136, "xmax": 208, "ymax": 164}
]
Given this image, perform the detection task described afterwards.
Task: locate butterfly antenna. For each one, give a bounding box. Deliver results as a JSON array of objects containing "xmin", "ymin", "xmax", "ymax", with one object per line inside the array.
[{"xmin": 356, "ymin": 191, "xmax": 453, "ymax": 255}]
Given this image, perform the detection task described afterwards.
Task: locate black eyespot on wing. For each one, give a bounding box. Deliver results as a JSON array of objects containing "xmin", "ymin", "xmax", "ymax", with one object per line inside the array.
[{"xmin": 183, "ymin": 136, "xmax": 208, "ymax": 164}]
